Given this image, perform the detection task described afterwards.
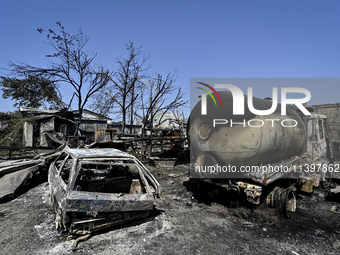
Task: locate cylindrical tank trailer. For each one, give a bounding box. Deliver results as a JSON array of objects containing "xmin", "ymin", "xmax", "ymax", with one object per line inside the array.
[
  {"xmin": 189, "ymin": 90, "xmax": 306, "ymax": 170},
  {"xmin": 189, "ymin": 90, "xmax": 331, "ymax": 215}
]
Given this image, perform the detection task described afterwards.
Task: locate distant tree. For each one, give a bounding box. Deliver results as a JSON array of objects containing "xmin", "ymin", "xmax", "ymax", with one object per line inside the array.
[
  {"xmin": 137, "ymin": 71, "xmax": 188, "ymax": 137},
  {"xmin": 92, "ymin": 41, "xmax": 148, "ymax": 133},
  {"xmin": 7, "ymin": 21, "xmax": 111, "ymax": 135},
  {"xmin": 0, "ymin": 111, "xmax": 26, "ymax": 148},
  {"xmin": 0, "ymin": 75, "xmax": 64, "ymax": 109}
]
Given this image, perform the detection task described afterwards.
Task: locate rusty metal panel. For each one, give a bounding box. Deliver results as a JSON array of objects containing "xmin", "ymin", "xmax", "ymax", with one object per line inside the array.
[
  {"xmin": 153, "ymin": 158, "xmax": 176, "ymax": 168},
  {"xmin": 95, "ymin": 129, "xmax": 118, "ymax": 142},
  {"xmin": 0, "ymin": 165, "xmax": 38, "ymax": 199},
  {"xmin": 79, "ymin": 121, "xmax": 107, "ymax": 132},
  {"xmin": 0, "ymin": 159, "xmax": 42, "ymax": 176}
]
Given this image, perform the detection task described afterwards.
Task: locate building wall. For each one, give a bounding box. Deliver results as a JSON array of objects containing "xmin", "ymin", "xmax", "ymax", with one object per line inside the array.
[
  {"xmin": 40, "ymin": 117, "xmax": 55, "ymax": 147},
  {"xmin": 23, "ymin": 122, "xmax": 33, "ymax": 147}
]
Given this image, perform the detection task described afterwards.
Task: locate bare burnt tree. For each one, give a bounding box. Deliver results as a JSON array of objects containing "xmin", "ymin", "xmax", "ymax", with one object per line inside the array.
[
  {"xmin": 170, "ymin": 107, "xmax": 187, "ymax": 133},
  {"xmin": 91, "ymin": 85, "xmax": 116, "ymax": 116},
  {"xmin": 92, "ymin": 41, "xmax": 148, "ymax": 134},
  {"xmin": 137, "ymin": 71, "xmax": 188, "ymax": 137},
  {"xmin": 8, "ymin": 22, "xmax": 111, "ymax": 135}
]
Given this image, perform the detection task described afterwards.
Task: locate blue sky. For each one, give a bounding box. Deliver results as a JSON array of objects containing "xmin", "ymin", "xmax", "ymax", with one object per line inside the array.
[{"xmin": 1, "ymin": 0, "xmax": 340, "ymax": 117}]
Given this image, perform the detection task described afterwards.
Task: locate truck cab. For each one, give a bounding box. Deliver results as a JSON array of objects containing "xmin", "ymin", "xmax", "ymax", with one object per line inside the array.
[{"xmin": 304, "ymin": 113, "xmax": 334, "ymax": 164}]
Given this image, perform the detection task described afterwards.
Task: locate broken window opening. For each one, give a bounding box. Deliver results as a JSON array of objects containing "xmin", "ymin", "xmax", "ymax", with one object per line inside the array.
[
  {"xmin": 54, "ymin": 152, "xmax": 68, "ymax": 173},
  {"xmin": 54, "ymin": 152, "xmax": 72, "ymax": 184},
  {"xmin": 60, "ymin": 158, "xmax": 73, "ymax": 184},
  {"xmin": 318, "ymin": 120, "xmax": 324, "ymax": 140},
  {"xmin": 73, "ymin": 161, "xmax": 145, "ymax": 194},
  {"xmin": 307, "ymin": 119, "xmax": 314, "ymax": 141}
]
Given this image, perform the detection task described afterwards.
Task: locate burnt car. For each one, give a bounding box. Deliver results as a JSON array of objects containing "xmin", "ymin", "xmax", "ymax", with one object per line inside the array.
[{"xmin": 48, "ymin": 148, "xmax": 161, "ymax": 235}]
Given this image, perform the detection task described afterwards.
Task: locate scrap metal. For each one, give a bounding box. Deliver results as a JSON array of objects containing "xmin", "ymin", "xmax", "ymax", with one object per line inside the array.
[{"xmin": 49, "ymin": 147, "xmax": 162, "ymax": 235}]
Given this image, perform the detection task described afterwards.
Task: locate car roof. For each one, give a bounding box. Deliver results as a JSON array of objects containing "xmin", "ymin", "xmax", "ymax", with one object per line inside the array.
[{"xmin": 65, "ymin": 148, "xmax": 134, "ymax": 159}]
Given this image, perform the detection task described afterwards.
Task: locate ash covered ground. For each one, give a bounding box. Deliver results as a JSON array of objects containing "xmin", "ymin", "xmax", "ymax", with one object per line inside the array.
[{"xmin": 1, "ymin": 165, "xmax": 340, "ymax": 255}]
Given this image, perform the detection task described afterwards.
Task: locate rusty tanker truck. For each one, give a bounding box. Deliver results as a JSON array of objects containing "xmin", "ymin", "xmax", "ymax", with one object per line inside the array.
[{"xmin": 189, "ymin": 89, "xmax": 335, "ymax": 217}]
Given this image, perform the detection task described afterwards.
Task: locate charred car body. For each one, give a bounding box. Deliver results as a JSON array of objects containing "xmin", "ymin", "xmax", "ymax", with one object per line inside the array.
[
  {"xmin": 189, "ymin": 90, "xmax": 334, "ymax": 216},
  {"xmin": 48, "ymin": 148, "xmax": 161, "ymax": 235}
]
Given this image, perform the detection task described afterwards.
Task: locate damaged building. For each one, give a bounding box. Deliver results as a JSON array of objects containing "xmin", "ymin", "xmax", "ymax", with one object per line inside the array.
[{"xmin": 20, "ymin": 107, "xmax": 111, "ymax": 148}]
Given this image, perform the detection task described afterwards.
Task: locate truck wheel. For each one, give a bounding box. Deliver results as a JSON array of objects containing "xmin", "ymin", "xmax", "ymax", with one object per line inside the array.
[{"xmin": 267, "ymin": 187, "xmax": 296, "ymax": 218}]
